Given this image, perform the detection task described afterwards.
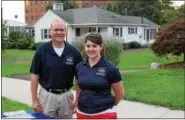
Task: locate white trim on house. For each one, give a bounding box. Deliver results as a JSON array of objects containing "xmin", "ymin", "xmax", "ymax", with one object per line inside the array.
[{"xmin": 70, "ymin": 23, "xmax": 150, "ymax": 26}]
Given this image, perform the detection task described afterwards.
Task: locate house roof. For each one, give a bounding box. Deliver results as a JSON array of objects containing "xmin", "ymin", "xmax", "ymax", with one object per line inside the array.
[
  {"xmin": 25, "ymin": 24, "xmax": 34, "ymax": 28},
  {"xmin": 3, "ymin": 19, "xmax": 26, "ymax": 26},
  {"xmin": 52, "ymin": 6, "xmax": 159, "ymax": 26}
]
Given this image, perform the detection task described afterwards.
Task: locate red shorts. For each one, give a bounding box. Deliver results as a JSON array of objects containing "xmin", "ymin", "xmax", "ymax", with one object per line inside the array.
[{"xmin": 76, "ymin": 111, "xmax": 117, "ymax": 119}]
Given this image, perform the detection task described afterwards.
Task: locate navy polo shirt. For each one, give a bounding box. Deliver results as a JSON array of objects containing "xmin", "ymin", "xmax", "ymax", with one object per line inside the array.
[
  {"xmin": 76, "ymin": 57, "xmax": 122, "ymax": 114},
  {"xmin": 30, "ymin": 41, "xmax": 82, "ymax": 89}
]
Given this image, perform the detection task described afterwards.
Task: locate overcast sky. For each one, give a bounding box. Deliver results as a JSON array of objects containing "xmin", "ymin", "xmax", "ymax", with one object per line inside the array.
[{"xmin": 1, "ymin": 1, "xmax": 184, "ymax": 24}]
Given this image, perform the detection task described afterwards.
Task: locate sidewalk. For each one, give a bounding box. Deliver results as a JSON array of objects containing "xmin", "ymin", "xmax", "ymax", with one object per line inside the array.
[{"xmin": 2, "ymin": 77, "xmax": 184, "ymax": 120}]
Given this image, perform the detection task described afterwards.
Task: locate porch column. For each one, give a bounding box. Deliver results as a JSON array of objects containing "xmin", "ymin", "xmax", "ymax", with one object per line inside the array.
[{"xmin": 96, "ymin": 27, "xmax": 98, "ymax": 32}]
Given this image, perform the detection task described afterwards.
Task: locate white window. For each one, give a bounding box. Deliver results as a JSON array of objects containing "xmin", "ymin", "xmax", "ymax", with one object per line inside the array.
[
  {"xmin": 41, "ymin": 29, "xmax": 51, "ymax": 39},
  {"xmin": 89, "ymin": 27, "xmax": 96, "ymax": 32},
  {"xmin": 88, "ymin": 27, "xmax": 100, "ymax": 33},
  {"xmin": 128, "ymin": 27, "xmax": 137, "ymax": 34},
  {"xmin": 113, "ymin": 27, "xmax": 122, "ymax": 37},
  {"xmin": 76, "ymin": 28, "xmax": 80, "ymax": 36},
  {"xmin": 149, "ymin": 29, "xmax": 156, "ymax": 40}
]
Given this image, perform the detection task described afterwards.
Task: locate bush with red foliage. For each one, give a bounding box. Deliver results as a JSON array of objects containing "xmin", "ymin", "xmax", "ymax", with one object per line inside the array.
[{"xmin": 151, "ymin": 18, "xmax": 185, "ymax": 62}]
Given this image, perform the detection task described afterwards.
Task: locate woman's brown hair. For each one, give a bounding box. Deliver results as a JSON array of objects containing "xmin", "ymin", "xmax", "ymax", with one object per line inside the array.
[{"xmin": 84, "ymin": 32, "xmax": 105, "ymax": 56}]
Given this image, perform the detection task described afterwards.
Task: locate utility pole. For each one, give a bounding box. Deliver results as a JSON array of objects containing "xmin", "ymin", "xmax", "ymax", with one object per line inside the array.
[
  {"xmin": 125, "ymin": 8, "xmax": 127, "ymax": 15},
  {"xmin": 141, "ymin": 6, "xmax": 144, "ymax": 24},
  {"xmin": 1, "ymin": 7, "xmax": 2, "ymax": 24}
]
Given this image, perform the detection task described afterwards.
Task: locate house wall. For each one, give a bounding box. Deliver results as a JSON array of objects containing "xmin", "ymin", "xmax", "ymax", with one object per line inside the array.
[
  {"xmin": 106, "ymin": 25, "xmax": 159, "ymax": 45},
  {"xmin": 34, "ymin": 10, "xmax": 70, "ymax": 43},
  {"xmin": 122, "ymin": 26, "xmax": 143, "ymax": 43},
  {"xmin": 67, "ymin": 26, "xmax": 75, "ymax": 43},
  {"xmin": 70, "ymin": 25, "xmax": 159, "ymax": 45},
  {"xmin": 71, "ymin": 26, "xmax": 110, "ymax": 42}
]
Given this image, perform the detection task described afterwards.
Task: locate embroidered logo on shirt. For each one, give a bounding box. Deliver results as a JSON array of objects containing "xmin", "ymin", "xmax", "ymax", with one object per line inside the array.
[
  {"xmin": 65, "ymin": 56, "xmax": 74, "ymax": 65},
  {"xmin": 96, "ymin": 67, "xmax": 106, "ymax": 76}
]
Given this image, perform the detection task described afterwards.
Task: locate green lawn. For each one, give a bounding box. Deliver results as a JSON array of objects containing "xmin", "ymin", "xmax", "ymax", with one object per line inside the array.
[
  {"xmin": 118, "ymin": 49, "xmax": 183, "ymax": 69},
  {"xmin": 2, "ymin": 97, "xmax": 32, "ymax": 113},
  {"xmin": 122, "ymin": 69, "xmax": 184, "ymax": 110},
  {"xmin": 2, "ymin": 62, "xmax": 31, "ymax": 77},
  {"xmin": 2, "ymin": 49, "xmax": 35, "ymax": 60},
  {"xmin": 2, "ymin": 49, "xmax": 34, "ymax": 77}
]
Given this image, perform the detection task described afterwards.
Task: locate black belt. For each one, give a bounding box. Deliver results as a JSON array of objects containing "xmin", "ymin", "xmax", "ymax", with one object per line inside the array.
[{"xmin": 45, "ymin": 88, "xmax": 70, "ymax": 94}]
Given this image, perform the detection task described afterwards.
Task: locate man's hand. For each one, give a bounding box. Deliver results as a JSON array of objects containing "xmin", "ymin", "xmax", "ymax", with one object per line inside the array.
[
  {"xmin": 71, "ymin": 101, "xmax": 77, "ymax": 114},
  {"xmin": 32, "ymin": 100, "xmax": 42, "ymax": 113}
]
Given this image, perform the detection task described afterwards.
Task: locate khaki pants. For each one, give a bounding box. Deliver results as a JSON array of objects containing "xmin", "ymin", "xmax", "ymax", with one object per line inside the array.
[{"xmin": 38, "ymin": 87, "xmax": 74, "ymax": 119}]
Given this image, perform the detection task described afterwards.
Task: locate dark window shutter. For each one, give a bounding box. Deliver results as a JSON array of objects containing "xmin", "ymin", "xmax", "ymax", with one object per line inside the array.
[
  {"xmin": 120, "ymin": 27, "xmax": 122, "ymax": 37},
  {"xmin": 89, "ymin": 28, "xmax": 91, "ymax": 32},
  {"xmin": 135, "ymin": 27, "xmax": 137, "ymax": 34},
  {"xmin": 76, "ymin": 28, "xmax": 80, "ymax": 36},
  {"xmin": 41, "ymin": 29, "xmax": 43, "ymax": 39}
]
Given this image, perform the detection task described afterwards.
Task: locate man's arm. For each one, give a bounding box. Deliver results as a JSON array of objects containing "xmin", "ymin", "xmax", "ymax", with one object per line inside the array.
[
  {"xmin": 72, "ymin": 79, "xmax": 81, "ymax": 113},
  {"xmin": 31, "ymin": 73, "xmax": 42, "ymax": 113},
  {"xmin": 30, "ymin": 47, "xmax": 42, "ymax": 112}
]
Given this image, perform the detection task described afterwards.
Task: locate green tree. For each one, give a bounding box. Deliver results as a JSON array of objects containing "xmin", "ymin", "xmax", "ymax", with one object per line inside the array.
[
  {"xmin": 45, "ymin": 3, "xmax": 53, "ymax": 12},
  {"xmin": 162, "ymin": 7, "xmax": 178, "ymax": 25},
  {"xmin": 105, "ymin": 2, "xmax": 113, "ymax": 12},
  {"xmin": 176, "ymin": 4, "xmax": 185, "ymax": 18},
  {"xmin": 151, "ymin": 18, "xmax": 185, "ymax": 62},
  {"xmin": 81, "ymin": 2, "xmax": 88, "ymax": 8},
  {"xmin": 46, "ymin": 0, "xmax": 78, "ymax": 12},
  {"xmin": 61, "ymin": 0, "xmax": 78, "ymax": 10},
  {"xmin": 111, "ymin": 0, "xmax": 174, "ymax": 25},
  {"xmin": 2, "ymin": 23, "xmax": 7, "ymax": 51},
  {"xmin": 159, "ymin": 0, "xmax": 177, "ymax": 25}
]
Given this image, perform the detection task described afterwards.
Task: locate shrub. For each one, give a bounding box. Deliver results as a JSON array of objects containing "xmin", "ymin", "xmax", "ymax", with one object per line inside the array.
[
  {"xmin": 122, "ymin": 43, "xmax": 130, "ymax": 50},
  {"xmin": 129, "ymin": 41, "xmax": 141, "ymax": 49},
  {"xmin": 72, "ymin": 36, "xmax": 122, "ymax": 66},
  {"xmin": 17, "ymin": 38, "xmax": 30, "ymax": 49},
  {"xmin": 8, "ymin": 31, "xmax": 24, "ymax": 42},
  {"xmin": 4, "ymin": 38, "xmax": 17, "ymax": 49},
  {"xmin": 29, "ymin": 42, "xmax": 46, "ymax": 50},
  {"xmin": 105, "ymin": 40, "xmax": 122, "ymax": 66}
]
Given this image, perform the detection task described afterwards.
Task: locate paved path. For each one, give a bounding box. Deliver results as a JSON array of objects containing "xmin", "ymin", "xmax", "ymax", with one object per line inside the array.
[
  {"xmin": 2, "ymin": 77, "xmax": 184, "ymax": 119},
  {"xmin": 8, "ymin": 69, "xmax": 149, "ymax": 81}
]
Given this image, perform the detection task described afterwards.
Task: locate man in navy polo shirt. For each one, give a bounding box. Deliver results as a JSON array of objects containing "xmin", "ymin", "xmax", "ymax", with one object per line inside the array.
[{"xmin": 30, "ymin": 19, "xmax": 82, "ymax": 118}]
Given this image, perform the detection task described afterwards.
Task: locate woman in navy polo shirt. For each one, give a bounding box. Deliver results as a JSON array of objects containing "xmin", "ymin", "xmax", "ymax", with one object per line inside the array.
[{"xmin": 75, "ymin": 33, "xmax": 124, "ymax": 119}]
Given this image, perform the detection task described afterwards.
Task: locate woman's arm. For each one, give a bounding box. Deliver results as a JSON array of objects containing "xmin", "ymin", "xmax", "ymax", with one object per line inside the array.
[{"xmin": 111, "ymin": 80, "xmax": 124, "ymax": 105}]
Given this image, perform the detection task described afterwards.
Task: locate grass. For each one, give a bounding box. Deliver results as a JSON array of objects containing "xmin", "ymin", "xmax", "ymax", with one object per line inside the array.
[
  {"xmin": 2, "ymin": 49, "xmax": 35, "ymax": 60},
  {"xmin": 2, "ymin": 62, "xmax": 31, "ymax": 77},
  {"xmin": 2, "ymin": 97, "xmax": 32, "ymax": 113},
  {"xmin": 118, "ymin": 49, "xmax": 183, "ymax": 69},
  {"xmin": 122, "ymin": 69, "xmax": 184, "ymax": 110},
  {"xmin": 2, "ymin": 49, "xmax": 34, "ymax": 77}
]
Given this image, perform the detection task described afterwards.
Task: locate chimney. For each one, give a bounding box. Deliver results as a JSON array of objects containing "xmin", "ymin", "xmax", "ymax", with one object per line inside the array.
[
  {"xmin": 53, "ymin": 2, "xmax": 64, "ymax": 11},
  {"xmin": 14, "ymin": 15, "xmax": 18, "ymax": 19}
]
